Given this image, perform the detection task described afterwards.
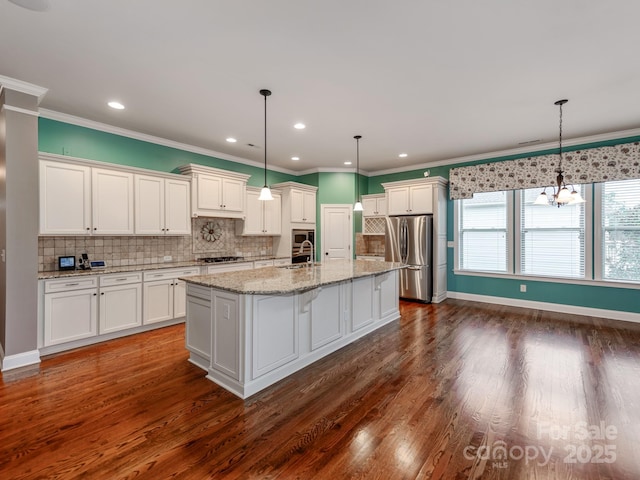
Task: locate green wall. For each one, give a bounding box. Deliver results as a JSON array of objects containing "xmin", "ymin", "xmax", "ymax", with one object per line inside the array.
[{"xmin": 39, "ymin": 118, "xmax": 640, "ymax": 315}]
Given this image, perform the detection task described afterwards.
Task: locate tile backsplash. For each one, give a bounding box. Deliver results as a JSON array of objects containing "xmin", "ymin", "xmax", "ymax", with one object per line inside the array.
[
  {"xmin": 355, "ymin": 233, "xmax": 385, "ymax": 256},
  {"xmin": 39, "ymin": 218, "xmax": 273, "ymax": 272}
]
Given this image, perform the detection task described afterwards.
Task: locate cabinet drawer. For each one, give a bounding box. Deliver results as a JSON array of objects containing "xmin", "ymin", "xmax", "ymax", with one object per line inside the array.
[
  {"xmin": 253, "ymin": 260, "xmax": 274, "ymax": 269},
  {"xmin": 143, "ymin": 267, "xmax": 200, "ymax": 281},
  {"xmin": 100, "ymin": 272, "xmax": 143, "ymax": 287},
  {"xmin": 44, "ymin": 276, "xmax": 98, "ymax": 293}
]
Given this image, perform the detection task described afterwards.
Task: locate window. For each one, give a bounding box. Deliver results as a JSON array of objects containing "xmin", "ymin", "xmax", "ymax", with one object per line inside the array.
[
  {"xmin": 457, "ymin": 191, "xmax": 510, "ymax": 272},
  {"xmin": 601, "ymin": 179, "xmax": 640, "ymax": 282},
  {"xmin": 518, "ymin": 186, "xmax": 587, "ymax": 278}
]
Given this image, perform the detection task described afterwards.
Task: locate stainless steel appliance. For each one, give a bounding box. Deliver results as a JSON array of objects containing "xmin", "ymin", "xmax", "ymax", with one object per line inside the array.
[
  {"xmin": 292, "ymin": 229, "xmax": 315, "ymax": 263},
  {"xmin": 385, "ymin": 215, "xmax": 433, "ymax": 303}
]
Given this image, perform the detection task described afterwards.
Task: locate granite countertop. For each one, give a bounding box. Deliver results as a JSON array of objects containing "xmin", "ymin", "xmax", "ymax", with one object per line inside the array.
[
  {"xmin": 181, "ymin": 259, "xmax": 404, "ymax": 295},
  {"xmin": 38, "ymin": 256, "xmax": 289, "ymax": 280}
]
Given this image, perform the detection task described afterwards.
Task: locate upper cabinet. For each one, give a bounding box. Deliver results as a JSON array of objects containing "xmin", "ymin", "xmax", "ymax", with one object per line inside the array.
[
  {"xmin": 40, "ymin": 160, "xmax": 134, "ymax": 235},
  {"xmin": 272, "ymin": 182, "xmax": 317, "ymax": 225},
  {"xmin": 362, "ymin": 194, "xmax": 387, "ymax": 217},
  {"xmin": 236, "ymin": 187, "xmax": 282, "ymax": 236},
  {"xmin": 39, "ymin": 153, "xmax": 191, "ymax": 236},
  {"xmin": 385, "ymin": 183, "xmax": 433, "ymax": 216},
  {"xmin": 134, "ymin": 175, "xmax": 191, "ymax": 235},
  {"xmin": 178, "ymin": 164, "xmax": 250, "ymax": 219}
]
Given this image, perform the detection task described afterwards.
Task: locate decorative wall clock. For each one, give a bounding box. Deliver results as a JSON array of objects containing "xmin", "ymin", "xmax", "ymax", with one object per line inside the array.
[{"xmin": 202, "ymin": 221, "xmax": 222, "ymax": 243}]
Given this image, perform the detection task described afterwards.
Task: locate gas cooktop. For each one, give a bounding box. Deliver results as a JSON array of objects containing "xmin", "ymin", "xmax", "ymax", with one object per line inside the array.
[{"xmin": 199, "ymin": 256, "xmax": 245, "ymax": 263}]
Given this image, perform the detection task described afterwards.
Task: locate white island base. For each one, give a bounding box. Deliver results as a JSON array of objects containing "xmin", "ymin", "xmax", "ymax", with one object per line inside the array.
[{"xmin": 185, "ymin": 268, "xmax": 399, "ymax": 399}]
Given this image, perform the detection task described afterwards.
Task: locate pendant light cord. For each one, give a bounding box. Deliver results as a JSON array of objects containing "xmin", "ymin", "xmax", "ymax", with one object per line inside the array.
[
  {"xmin": 264, "ymin": 93, "xmax": 268, "ymax": 187},
  {"xmin": 354, "ymin": 135, "xmax": 362, "ymax": 201}
]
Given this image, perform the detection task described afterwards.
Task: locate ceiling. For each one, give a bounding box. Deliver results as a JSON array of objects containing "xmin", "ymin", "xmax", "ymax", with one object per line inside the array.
[{"xmin": 2, "ymin": 1, "xmax": 640, "ymax": 175}]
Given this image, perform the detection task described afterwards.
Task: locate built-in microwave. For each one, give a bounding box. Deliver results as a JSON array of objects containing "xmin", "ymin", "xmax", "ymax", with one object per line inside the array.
[{"xmin": 292, "ymin": 229, "xmax": 315, "ymax": 263}]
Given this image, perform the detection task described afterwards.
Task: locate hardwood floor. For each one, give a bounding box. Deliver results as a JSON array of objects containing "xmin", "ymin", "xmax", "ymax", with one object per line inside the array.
[{"xmin": 2, "ymin": 299, "xmax": 640, "ymax": 479}]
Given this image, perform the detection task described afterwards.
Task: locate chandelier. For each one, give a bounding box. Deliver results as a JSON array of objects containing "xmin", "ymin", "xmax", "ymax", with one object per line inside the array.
[{"xmin": 534, "ymin": 99, "xmax": 585, "ymax": 207}]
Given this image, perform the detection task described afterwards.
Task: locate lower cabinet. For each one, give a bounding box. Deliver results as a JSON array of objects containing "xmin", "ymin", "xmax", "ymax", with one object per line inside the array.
[
  {"xmin": 143, "ymin": 267, "xmax": 200, "ymax": 324},
  {"xmin": 99, "ymin": 273, "xmax": 143, "ymax": 334},
  {"xmin": 44, "ymin": 282, "xmax": 98, "ymax": 347}
]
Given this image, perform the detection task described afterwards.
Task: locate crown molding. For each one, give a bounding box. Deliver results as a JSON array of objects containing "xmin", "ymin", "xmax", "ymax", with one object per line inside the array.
[
  {"xmin": 1, "ymin": 104, "xmax": 39, "ymax": 117},
  {"xmin": 295, "ymin": 166, "xmax": 373, "ymax": 176},
  {"xmin": 38, "ymin": 108, "xmax": 299, "ymax": 176},
  {"xmin": 371, "ymin": 127, "xmax": 640, "ymax": 176},
  {"xmin": 0, "ymin": 75, "xmax": 48, "ymax": 103}
]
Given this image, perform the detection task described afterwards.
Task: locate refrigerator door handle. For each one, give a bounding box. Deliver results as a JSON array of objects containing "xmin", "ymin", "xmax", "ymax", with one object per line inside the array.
[
  {"xmin": 407, "ymin": 265, "xmax": 422, "ymax": 270},
  {"xmin": 401, "ymin": 218, "xmax": 408, "ymax": 263}
]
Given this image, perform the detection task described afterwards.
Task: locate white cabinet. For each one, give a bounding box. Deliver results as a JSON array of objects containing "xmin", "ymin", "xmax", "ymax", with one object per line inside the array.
[
  {"xmin": 43, "ymin": 277, "xmax": 98, "ymax": 346},
  {"xmin": 98, "ymin": 273, "xmax": 142, "ymax": 334},
  {"xmin": 290, "ymin": 189, "xmax": 316, "ymax": 223},
  {"xmin": 143, "ymin": 267, "xmax": 201, "ymax": 324},
  {"xmin": 386, "ymin": 184, "xmax": 432, "ymax": 215},
  {"xmin": 253, "ymin": 259, "xmax": 274, "ymax": 269},
  {"xmin": 178, "ymin": 164, "xmax": 250, "ymax": 219},
  {"xmin": 213, "ymin": 291, "xmax": 242, "ymax": 380},
  {"xmin": 362, "ymin": 194, "xmax": 387, "ymax": 217},
  {"xmin": 40, "ymin": 158, "xmax": 136, "ymax": 235},
  {"xmin": 236, "ymin": 188, "xmax": 282, "ymax": 235},
  {"xmin": 91, "ymin": 168, "xmax": 135, "ymax": 235},
  {"xmin": 134, "ymin": 174, "xmax": 191, "ymax": 235},
  {"xmin": 39, "ymin": 160, "xmax": 92, "ymax": 235}
]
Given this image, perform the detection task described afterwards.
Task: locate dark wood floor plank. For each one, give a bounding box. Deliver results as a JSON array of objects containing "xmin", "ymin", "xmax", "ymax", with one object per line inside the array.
[{"xmin": 2, "ymin": 299, "xmax": 640, "ymax": 479}]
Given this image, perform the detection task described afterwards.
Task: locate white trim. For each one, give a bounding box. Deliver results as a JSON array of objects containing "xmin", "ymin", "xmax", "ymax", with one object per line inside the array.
[
  {"xmin": 594, "ymin": 183, "xmax": 604, "ymax": 280},
  {"xmin": 584, "ymin": 184, "xmax": 593, "ymax": 279},
  {"xmin": 453, "ymin": 199, "xmax": 460, "ymax": 271},
  {"xmin": 452, "ymin": 269, "xmax": 640, "ymax": 290},
  {"xmin": 39, "ymin": 108, "xmax": 298, "ymax": 176},
  {"xmin": 446, "ymin": 291, "xmax": 640, "ymax": 324},
  {"xmin": 372, "ymin": 127, "xmax": 640, "ymax": 176},
  {"xmin": 0, "ymin": 75, "xmax": 48, "ymax": 103},
  {"xmin": 39, "ymin": 151, "xmax": 193, "ymax": 181},
  {"xmin": 1, "ymin": 350, "xmax": 41, "ymax": 371},
  {"xmin": 1, "ymin": 104, "xmax": 39, "ymax": 117}
]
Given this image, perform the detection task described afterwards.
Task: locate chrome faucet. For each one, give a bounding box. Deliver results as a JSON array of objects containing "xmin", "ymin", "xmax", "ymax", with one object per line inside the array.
[{"xmin": 298, "ymin": 239, "xmax": 315, "ymax": 267}]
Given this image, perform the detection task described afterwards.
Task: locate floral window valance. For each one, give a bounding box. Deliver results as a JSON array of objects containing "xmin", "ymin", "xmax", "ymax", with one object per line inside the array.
[{"xmin": 449, "ymin": 141, "xmax": 640, "ymax": 200}]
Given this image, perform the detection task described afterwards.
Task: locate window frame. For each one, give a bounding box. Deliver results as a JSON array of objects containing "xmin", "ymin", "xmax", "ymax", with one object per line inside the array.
[{"xmin": 453, "ymin": 191, "xmax": 514, "ymax": 274}]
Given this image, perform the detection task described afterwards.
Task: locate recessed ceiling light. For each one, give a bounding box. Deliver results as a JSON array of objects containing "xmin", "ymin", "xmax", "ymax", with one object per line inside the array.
[
  {"xmin": 291, "ymin": 156, "xmax": 300, "ymax": 161},
  {"xmin": 294, "ymin": 123, "xmax": 306, "ymax": 130},
  {"xmin": 107, "ymin": 101, "xmax": 125, "ymax": 110},
  {"xmin": 344, "ymin": 161, "xmax": 352, "ymax": 165},
  {"xmin": 8, "ymin": 0, "xmax": 50, "ymax": 12},
  {"xmin": 226, "ymin": 137, "xmax": 237, "ymax": 143},
  {"xmin": 399, "ymin": 153, "xmax": 408, "ymax": 158}
]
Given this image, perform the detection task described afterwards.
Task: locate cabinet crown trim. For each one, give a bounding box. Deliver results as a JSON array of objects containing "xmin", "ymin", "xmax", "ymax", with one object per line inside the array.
[
  {"xmin": 381, "ymin": 176, "xmax": 448, "ymax": 190},
  {"xmin": 39, "ymin": 152, "xmax": 191, "ymax": 182},
  {"xmin": 270, "ymin": 181, "xmax": 318, "ymax": 192},
  {"xmin": 178, "ymin": 163, "xmax": 251, "ymax": 181}
]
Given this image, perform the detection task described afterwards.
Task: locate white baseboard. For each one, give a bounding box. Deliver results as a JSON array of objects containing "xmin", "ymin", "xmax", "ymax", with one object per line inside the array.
[
  {"xmin": 446, "ymin": 291, "xmax": 640, "ymax": 324},
  {"xmin": 1, "ymin": 349, "xmax": 41, "ymax": 371}
]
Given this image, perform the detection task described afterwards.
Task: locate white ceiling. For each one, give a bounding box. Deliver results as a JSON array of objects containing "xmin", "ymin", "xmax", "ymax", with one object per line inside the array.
[{"xmin": 2, "ymin": 0, "xmax": 640, "ymax": 174}]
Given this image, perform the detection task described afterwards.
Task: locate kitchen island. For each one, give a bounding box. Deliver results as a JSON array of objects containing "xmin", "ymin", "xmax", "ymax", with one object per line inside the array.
[{"xmin": 182, "ymin": 260, "xmax": 402, "ymax": 399}]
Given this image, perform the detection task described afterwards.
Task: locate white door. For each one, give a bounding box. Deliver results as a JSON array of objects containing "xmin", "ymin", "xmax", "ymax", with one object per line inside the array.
[
  {"xmin": 165, "ymin": 178, "xmax": 191, "ymax": 234},
  {"xmin": 321, "ymin": 205, "xmax": 353, "ymax": 261},
  {"xmin": 134, "ymin": 174, "xmax": 164, "ymax": 234},
  {"xmin": 99, "ymin": 283, "xmax": 142, "ymax": 334},
  {"xmin": 143, "ymin": 279, "xmax": 175, "ymax": 324},
  {"xmin": 92, "ymin": 168, "xmax": 134, "ymax": 234}
]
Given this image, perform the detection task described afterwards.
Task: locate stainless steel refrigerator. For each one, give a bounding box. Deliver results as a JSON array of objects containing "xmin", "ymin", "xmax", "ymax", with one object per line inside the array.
[{"xmin": 385, "ymin": 215, "xmax": 433, "ymax": 303}]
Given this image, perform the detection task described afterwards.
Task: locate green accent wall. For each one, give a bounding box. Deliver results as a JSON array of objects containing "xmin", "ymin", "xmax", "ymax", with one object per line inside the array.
[{"xmin": 38, "ymin": 118, "xmax": 298, "ymax": 186}]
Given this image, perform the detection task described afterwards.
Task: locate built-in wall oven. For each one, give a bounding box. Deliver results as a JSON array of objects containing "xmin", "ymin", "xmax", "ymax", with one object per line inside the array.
[{"xmin": 292, "ymin": 229, "xmax": 315, "ymax": 263}]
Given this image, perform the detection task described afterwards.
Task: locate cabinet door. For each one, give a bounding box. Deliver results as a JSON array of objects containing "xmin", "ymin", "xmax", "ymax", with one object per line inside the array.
[
  {"xmin": 242, "ymin": 189, "xmax": 263, "ymax": 235},
  {"xmin": 376, "ymin": 197, "xmax": 387, "ymax": 216},
  {"xmin": 352, "ymin": 276, "xmax": 374, "ymax": 331},
  {"xmin": 221, "ymin": 177, "xmax": 245, "ymax": 212},
  {"xmin": 99, "ymin": 283, "xmax": 142, "ymax": 334},
  {"xmin": 302, "ymin": 191, "xmax": 316, "ymax": 223},
  {"xmin": 165, "ymin": 179, "xmax": 191, "ymax": 235},
  {"xmin": 134, "ymin": 174, "xmax": 164, "ymax": 234},
  {"xmin": 44, "ymin": 289, "xmax": 98, "ymax": 346},
  {"xmin": 362, "ymin": 197, "xmax": 377, "ymax": 217},
  {"xmin": 92, "ymin": 168, "xmax": 134, "ymax": 234},
  {"xmin": 290, "ymin": 189, "xmax": 305, "ymax": 222},
  {"xmin": 409, "ymin": 184, "xmax": 433, "ymax": 214},
  {"xmin": 212, "ymin": 292, "xmax": 240, "ymax": 380},
  {"xmin": 310, "ymin": 286, "xmax": 343, "ymax": 350},
  {"xmin": 143, "ymin": 279, "xmax": 175, "ymax": 324},
  {"xmin": 39, "ymin": 161, "xmax": 91, "ymax": 235},
  {"xmin": 263, "ymin": 192, "xmax": 281, "ymax": 235},
  {"xmin": 173, "ymin": 279, "xmax": 187, "ymax": 318},
  {"xmin": 386, "ymin": 187, "xmax": 410, "ymax": 215},
  {"xmin": 195, "ymin": 173, "xmax": 223, "ymax": 212}
]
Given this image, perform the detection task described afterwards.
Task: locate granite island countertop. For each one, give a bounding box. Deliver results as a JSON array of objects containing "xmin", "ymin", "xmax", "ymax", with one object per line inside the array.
[{"xmin": 181, "ymin": 259, "xmax": 404, "ymax": 295}]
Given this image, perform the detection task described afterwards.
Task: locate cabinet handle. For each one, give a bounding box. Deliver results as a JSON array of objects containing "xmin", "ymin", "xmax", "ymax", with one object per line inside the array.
[
  {"xmin": 101, "ymin": 292, "xmax": 105, "ymax": 295},
  {"xmin": 115, "ymin": 278, "xmax": 127, "ymax": 282},
  {"xmin": 93, "ymin": 293, "xmax": 97, "ymax": 296},
  {"xmin": 93, "ymin": 227, "xmax": 97, "ymax": 230},
  {"xmin": 86, "ymin": 227, "xmax": 90, "ymax": 231},
  {"xmin": 152, "ymin": 274, "xmax": 163, "ymax": 277},
  {"xmin": 65, "ymin": 282, "xmax": 79, "ymax": 287}
]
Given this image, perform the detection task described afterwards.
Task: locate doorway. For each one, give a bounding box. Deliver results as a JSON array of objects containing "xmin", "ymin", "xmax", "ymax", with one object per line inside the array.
[{"xmin": 320, "ymin": 204, "xmax": 353, "ymax": 262}]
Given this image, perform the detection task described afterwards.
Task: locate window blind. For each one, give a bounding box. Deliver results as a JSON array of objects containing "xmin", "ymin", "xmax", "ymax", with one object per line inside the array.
[
  {"xmin": 520, "ymin": 187, "xmax": 586, "ymax": 278},
  {"xmin": 602, "ymin": 179, "xmax": 640, "ymax": 282},
  {"xmin": 458, "ymin": 191, "xmax": 508, "ymax": 272}
]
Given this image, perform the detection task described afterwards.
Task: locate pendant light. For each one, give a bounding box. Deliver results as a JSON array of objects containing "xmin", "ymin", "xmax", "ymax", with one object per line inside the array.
[
  {"xmin": 258, "ymin": 89, "xmax": 274, "ymax": 201},
  {"xmin": 534, "ymin": 99, "xmax": 585, "ymax": 207},
  {"xmin": 353, "ymin": 135, "xmax": 363, "ymax": 211}
]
